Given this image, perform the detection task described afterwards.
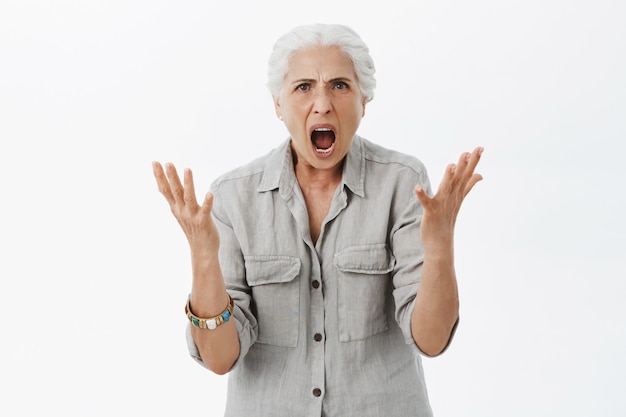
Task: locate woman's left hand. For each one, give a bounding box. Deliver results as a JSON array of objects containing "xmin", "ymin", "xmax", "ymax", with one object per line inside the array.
[{"xmin": 414, "ymin": 147, "xmax": 483, "ymax": 252}]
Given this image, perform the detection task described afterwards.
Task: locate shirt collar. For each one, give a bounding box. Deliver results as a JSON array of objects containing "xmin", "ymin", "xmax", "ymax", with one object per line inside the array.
[
  {"xmin": 258, "ymin": 135, "xmax": 365, "ymax": 198},
  {"xmin": 341, "ymin": 134, "xmax": 365, "ymax": 197}
]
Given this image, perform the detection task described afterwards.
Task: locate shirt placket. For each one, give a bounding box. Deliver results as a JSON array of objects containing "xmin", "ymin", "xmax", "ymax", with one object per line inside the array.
[
  {"xmin": 312, "ymin": 187, "xmax": 348, "ymax": 411},
  {"xmin": 309, "ymin": 248, "xmax": 326, "ymax": 407},
  {"xmin": 283, "ymin": 183, "xmax": 327, "ymax": 415}
]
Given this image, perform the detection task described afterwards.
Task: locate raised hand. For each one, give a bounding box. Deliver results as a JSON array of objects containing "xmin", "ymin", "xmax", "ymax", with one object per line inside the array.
[
  {"xmin": 152, "ymin": 161, "xmax": 220, "ymax": 255},
  {"xmin": 414, "ymin": 147, "xmax": 483, "ymax": 252}
]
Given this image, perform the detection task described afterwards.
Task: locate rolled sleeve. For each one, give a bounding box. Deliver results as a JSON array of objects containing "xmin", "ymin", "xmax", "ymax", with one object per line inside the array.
[
  {"xmin": 185, "ymin": 323, "xmax": 207, "ymax": 368},
  {"xmin": 214, "ymin": 184, "xmax": 259, "ymax": 363},
  {"xmin": 184, "ymin": 303, "xmax": 257, "ymax": 371},
  {"xmin": 388, "ymin": 167, "xmax": 430, "ymax": 345}
]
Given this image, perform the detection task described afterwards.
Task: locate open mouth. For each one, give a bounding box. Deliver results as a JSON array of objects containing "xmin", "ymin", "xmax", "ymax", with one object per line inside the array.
[{"xmin": 311, "ymin": 127, "xmax": 336, "ymax": 155}]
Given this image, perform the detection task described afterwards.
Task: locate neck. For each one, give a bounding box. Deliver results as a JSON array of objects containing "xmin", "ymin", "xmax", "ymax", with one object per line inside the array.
[{"xmin": 294, "ymin": 160, "xmax": 343, "ymax": 192}]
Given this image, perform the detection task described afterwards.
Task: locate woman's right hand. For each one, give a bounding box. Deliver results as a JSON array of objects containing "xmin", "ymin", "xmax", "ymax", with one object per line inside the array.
[{"xmin": 152, "ymin": 162, "xmax": 220, "ymax": 255}]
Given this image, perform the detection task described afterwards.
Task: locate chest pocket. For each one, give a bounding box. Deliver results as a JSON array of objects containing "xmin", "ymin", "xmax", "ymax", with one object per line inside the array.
[
  {"xmin": 245, "ymin": 255, "xmax": 301, "ymax": 347},
  {"xmin": 334, "ymin": 244, "xmax": 395, "ymax": 342}
]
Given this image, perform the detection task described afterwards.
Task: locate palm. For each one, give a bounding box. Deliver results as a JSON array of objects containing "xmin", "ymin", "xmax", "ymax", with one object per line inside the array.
[
  {"xmin": 152, "ymin": 162, "xmax": 220, "ymax": 254},
  {"xmin": 415, "ymin": 147, "xmax": 483, "ymax": 250}
]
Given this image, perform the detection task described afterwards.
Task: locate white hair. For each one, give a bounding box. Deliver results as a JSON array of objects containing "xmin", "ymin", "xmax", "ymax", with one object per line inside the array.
[{"xmin": 267, "ymin": 24, "xmax": 377, "ymax": 102}]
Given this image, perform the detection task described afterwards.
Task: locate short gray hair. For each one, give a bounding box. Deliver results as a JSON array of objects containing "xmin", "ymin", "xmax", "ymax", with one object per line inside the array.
[{"xmin": 267, "ymin": 24, "xmax": 376, "ymax": 102}]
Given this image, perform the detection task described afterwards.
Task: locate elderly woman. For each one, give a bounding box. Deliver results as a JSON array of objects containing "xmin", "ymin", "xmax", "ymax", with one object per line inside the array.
[{"xmin": 153, "ymin": 23, "xmax": 482, "ymax": 417}]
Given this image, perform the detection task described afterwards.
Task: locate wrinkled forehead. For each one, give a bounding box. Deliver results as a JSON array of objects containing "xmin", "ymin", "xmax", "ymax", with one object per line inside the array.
[{"xmin": 284, "ymin": 45, "xmax": 357, "ymax": 82}]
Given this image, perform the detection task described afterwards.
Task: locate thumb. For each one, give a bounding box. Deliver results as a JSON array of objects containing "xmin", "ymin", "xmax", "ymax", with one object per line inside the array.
[{"xmin": 414, "ymin": 185, "xmax": 430, "ymax": 207}]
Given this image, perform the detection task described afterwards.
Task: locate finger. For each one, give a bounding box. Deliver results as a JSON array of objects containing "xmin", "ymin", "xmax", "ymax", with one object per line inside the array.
[
  {"xmin": 164, "ymin": 162, "xmax": 185, "ymax": 206},
  {"xmin": 200, "ymin": 192, "xmax": 214, "ymax": 217},
  {"xmin": 183, "ymin": 168, "xmax": 199, "ymax": 208},
  {"xmin": 436, "ymin": 163, "xmax": 457, "ymax": 195},
  {"xmin": 452, "ymin": 151, "xmax": 473, "ymax": 187},
  {"xmin": 460, "ymin": 147, "xmax": 484, "ymax": 194},
  {"xmin": 454, "ymin": 147, "xmax": 483, "ymax": 192},
  {"xmin": 152, "ymin": 161, "xmax": 176, "ymax": 206},
  {"xmin": 463, "ymin": 173, "xmax": 484, "ymax": 198},
  {"xmin": 463, "ymin": 147, "xmax": 483, "ymax": 180},
  {"xmin": 455, "ymin": 151, "xmax": 471, "ymax": 174}
]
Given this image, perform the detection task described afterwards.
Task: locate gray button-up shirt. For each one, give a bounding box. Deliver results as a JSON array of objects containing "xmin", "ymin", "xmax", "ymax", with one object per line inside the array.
[{"xmin": 187, "ymin": 135, "xmax": 442, "ymax": 416}]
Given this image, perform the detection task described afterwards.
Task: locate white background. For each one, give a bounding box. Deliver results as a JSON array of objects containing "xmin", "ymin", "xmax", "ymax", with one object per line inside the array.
[{"xmin": 1, "ymin": 1, "xmax": 625, "ymax": 416}]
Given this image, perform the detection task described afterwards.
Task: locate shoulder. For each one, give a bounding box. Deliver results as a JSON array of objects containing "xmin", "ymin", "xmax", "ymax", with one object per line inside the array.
[
  {"xmin": 359, "ymin": 136, "xmax": 428, "ymax": 178},
  {"xmin": 211, "ymin": 139, "xmax": 288, "ymax": 191}
]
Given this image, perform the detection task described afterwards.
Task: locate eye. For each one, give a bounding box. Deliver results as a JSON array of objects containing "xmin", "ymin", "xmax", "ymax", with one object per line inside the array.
[
  {"xmin": 296, "ymin": 83, "xmax": 310, "ymax": 92},
  {"xmin": 333, "ymin": 81, "xmax": 349, "ymax": 90}
]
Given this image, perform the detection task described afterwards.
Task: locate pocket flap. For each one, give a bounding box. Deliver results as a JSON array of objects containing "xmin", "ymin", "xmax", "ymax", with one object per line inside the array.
[
  {"xmin": 245, "ymin": 255, "xmax": 301, "ymax": 286},
  {"xmin": 334, "ymin": 244, "xmax": 395, "ymax": 274}
]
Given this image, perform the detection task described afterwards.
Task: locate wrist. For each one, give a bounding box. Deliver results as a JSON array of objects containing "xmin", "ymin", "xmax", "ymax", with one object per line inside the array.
[
  {"xmin": 422, "ymin": 240, "xmax": 454, "ymax": 259},
  {"xmin": 186, "ymin": 293, "xmax": 234, "ymax": 330},
  {"xmin": 190, "ymin": 247, "xmax": 220, "ymax": 272}
]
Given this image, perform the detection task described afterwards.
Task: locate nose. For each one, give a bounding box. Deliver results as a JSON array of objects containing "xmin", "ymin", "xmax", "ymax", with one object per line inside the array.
[{"xmin": 312, "ymin": 89, "xmax": 332, "ymax": 114}]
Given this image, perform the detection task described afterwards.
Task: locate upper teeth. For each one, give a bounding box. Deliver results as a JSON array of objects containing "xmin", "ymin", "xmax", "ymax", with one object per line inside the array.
[{"xmin": 315, "ymin": 128, "xmax": 331, "ymax": 132}]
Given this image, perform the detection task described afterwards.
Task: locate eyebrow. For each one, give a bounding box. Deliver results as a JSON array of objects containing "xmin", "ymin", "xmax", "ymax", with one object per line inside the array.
[{"xmin": 290, "ymin": 77, "xmax": 354, "ymax": 85}]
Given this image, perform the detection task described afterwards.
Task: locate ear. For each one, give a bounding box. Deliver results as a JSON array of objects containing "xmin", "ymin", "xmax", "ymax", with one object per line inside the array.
[
  {"xmin": 361, "ymin": 98, "xmax": 367, "ymax": 117},
  {"xmin": 273, "ymin": 96, "xmax": 282, "ymax": 120}
]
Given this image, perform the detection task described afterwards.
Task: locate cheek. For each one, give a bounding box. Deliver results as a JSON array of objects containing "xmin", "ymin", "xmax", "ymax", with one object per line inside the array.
[
  {"xmin": 282, "ymin": 100, "xmax": 304, "ymax": 120},
  {"xmin": 284, "ymin": 118, "xmax": 309, "ymax": 143}
]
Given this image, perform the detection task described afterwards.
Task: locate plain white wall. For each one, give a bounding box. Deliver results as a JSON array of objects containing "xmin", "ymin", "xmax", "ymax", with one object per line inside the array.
[{"xmin": 1, "ymin": 1, "xmax": 624, "ymax": 416}]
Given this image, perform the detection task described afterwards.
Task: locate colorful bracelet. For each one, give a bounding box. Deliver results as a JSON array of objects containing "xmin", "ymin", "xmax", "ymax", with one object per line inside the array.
[{"xmin": 185, "ymin": 294, "xmax": 234, "ymax": 330}]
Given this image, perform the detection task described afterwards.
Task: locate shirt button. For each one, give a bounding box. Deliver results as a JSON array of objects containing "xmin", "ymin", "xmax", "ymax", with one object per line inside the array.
[
  {"xmin": 314, "ymin": 333, "xmax": 323, "ymax": 342},
  {"xmin": 313, "ymin": 388, "xmax": 322, "ymax": 397},
  {"xmin": 312, "ymin": 280, "xmax": 320, "ymax": 289}
]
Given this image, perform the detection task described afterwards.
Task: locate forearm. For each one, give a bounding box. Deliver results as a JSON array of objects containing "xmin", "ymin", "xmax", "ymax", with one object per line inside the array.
[
  {"xmin": 189, "ymin": 250, "xmax": 240, "ymax": 375},
  {"xmin": 409, "ymin": 147, "xmax": 482, "ymax": 356},
  {"xmin": 410, "ymin": 245, "xmax": 459, "ymax": 356}
]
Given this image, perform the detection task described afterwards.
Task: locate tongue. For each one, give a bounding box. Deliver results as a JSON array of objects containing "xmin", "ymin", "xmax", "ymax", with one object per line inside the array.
[{"xmin": 312, "ymin": 131, "xmax": 335, "ymax": 150}]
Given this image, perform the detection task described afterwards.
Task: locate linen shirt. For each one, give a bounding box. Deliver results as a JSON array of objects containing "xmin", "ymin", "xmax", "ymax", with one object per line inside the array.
[{"xmin": 187, "ymin": 135, "xmax": 444, "ymax": 417}]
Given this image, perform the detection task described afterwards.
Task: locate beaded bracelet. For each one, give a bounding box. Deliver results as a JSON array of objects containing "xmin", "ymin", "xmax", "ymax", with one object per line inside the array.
[{"xmin": 185, "ymin": 294, "xmax": 234, "ymax": 330}]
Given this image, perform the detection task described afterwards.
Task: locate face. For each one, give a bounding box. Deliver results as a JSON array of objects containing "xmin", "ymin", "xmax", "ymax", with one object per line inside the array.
[{"xmin": 274, "ymin": 46, "xmax": 366, "ymax": 174}]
